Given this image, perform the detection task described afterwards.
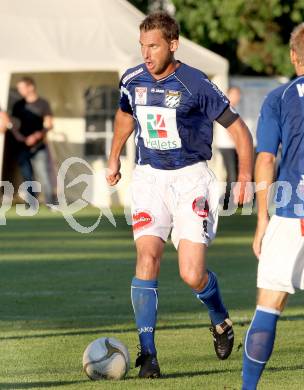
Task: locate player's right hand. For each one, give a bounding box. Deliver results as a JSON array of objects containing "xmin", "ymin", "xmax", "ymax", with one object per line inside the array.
[
  {"xmin": 106, "ymin": 158, "xmax": 121, "ymax": 186},
  {"xmin": 252, "ymin": 217, "xmax": 269, "ymax": 259}
]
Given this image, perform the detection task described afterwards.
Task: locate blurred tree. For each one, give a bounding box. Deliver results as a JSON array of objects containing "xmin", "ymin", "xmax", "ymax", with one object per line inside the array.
[
  {"xmin": 170, "ymin": 0, "xmax": 304, "ymax": 76},
  {"xmin": 129, "ymin": 0, "xmax": 149, "ymax": 13},
  {"xmin": 129, "ymin": 0, "xmax": 174, "ymax": 14}
]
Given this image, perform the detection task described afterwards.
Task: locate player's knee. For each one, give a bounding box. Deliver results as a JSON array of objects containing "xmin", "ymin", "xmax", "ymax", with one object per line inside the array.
[
  {"xmin": 136, "ymin": 252, "xmax": 161, "ymax": 278},
  {"xmin": 180, "ymin": 269, "xmax": 207, "ymax": 290}
]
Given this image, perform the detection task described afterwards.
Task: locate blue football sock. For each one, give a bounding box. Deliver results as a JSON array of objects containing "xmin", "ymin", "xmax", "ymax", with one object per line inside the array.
[
  {"xmin": 242, "ymin": 306, "xmax": 280, "ymax": 390},
  {"xmin": 131, "ymin": 277, "xmax": 158, "ymax": 356},
  {"xmin": 194, "ymin": 270, "xmax": 228, "ymax": 325}
]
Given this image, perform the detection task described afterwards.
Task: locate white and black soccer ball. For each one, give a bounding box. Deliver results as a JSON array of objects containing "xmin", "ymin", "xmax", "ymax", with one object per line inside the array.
[{"xmin": 83, "ymin": 337, "xmax": 130, "ymax": 380}]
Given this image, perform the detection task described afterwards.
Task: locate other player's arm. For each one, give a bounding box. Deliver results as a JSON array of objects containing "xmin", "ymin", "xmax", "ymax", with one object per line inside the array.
[
  {"xmin": 106, "ymin": 108, "xmax": 134, "ymax": 186},
  {"xmin": 227, "ymin": 117, "xmax": 254, "ymax": 203},
  {"xmin": 252, "ymin": 152, "xmax": 276, "ymax": 258}
]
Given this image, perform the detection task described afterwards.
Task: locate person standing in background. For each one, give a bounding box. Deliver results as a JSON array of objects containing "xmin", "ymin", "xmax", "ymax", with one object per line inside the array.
[{"xmin": 11, "ymin": 77, "xmax": 56, "ymax": 208}]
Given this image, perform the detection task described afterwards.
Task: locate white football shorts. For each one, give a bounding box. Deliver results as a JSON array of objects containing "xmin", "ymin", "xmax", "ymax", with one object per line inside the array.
[
  {"xmin": 130, "ymin": 162, "xmax": 219, "ymax": 248},
  {"xmin": 257, "ymin": 215, "xmax": 304, "ymax": 294}
]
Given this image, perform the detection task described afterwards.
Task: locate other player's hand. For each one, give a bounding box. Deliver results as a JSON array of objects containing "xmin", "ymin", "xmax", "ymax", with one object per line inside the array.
[
  {"xmin": 233, "ymin": 176, "xmax": 253, "ymax": 205},
  {"xmin": 252, "ymin": 217, "xmax": 269, "ymax": 259},
  {"xmin": 106, "ymin": 158, "xmax": 121, "ymax": 186}
]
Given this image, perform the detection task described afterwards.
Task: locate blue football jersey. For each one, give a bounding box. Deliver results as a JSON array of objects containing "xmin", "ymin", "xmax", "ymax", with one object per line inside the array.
[
  {"xmin": 119, "ymin": 62, "xmax": 229, "ymax": 170},
  {"xmin": 257, "ymin": 75, "xmax": 304, "ymax": 218}
]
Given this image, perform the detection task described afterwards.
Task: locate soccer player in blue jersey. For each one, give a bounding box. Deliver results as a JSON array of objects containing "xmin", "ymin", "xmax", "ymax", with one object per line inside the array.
[
  {"xmin": 106, "ymin": 11, "xmax": 253, "ymax": 378},
  {"xmin": 242, "ymin": 23, "xmax": 304, "ymax": 389}
]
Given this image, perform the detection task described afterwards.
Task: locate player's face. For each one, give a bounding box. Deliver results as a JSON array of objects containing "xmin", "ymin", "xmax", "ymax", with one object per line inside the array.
[{"xmin": 140, "ymin": 29, "xmax": 178, "ymax": 78}]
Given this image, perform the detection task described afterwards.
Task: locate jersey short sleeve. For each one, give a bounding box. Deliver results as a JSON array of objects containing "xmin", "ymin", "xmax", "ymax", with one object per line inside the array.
[
  {"xmin": 119, "ymin": 79, "xmax": 133, "ymax": 115},
  {"xmin": 40, "ymin": 99, "xmax": 52, "ymax": 116},
  {"xmin": 198, "ymin": 78, "xmax": 229, "ymax": 122},
  {"xmin": 256, "ymin": 93, "xmax": 281, "ymax": 155}
]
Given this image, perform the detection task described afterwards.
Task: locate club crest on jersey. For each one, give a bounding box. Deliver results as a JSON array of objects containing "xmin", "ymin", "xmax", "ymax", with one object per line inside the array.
[
  {"xmin": 132, "ymin": 210, "xmax": 154, "ymax": 231},
  {"xmin": 135, "ymin": 87, "xmax": 147, "ymax": 105},
  {"xmin": 192, "ymin": 196, "xmax": 209, "ymax": 218},
  {"xmin": 165, "ymin": 90, "xmax": 181, "ymax": 108}
]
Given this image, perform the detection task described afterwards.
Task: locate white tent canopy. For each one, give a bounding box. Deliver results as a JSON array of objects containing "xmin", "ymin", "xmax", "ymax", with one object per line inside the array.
[
  {"xmin": 0, "ymin": 0, "xmax": 228, "ymax": 104},
  {"xmin": 0, "ymin": 0, "xmax": 228, "ymax": 185}
]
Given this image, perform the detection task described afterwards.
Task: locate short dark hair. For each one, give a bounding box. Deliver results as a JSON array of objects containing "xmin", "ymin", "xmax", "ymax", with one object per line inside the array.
[
  {"xmin": 140, "ymin": 11, "xmax": 180, "ymax": 42},
  {"xmin": 18, "ymin": 76, "xmax": 36, "ymax": 87}
]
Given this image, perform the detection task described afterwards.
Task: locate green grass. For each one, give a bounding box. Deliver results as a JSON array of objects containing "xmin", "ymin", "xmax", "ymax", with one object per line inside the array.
[{"xmin": 0, "ymin": 207, "xmax": 303, "ymax": 389}]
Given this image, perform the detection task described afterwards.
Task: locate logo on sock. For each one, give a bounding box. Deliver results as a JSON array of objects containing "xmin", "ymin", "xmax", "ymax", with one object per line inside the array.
[{"xmin": 138, "ymin": 327, "xmax": 154, "ymax": 335}]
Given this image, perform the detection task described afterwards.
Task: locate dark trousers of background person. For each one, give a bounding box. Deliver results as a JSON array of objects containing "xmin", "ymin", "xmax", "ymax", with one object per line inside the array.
[
  {"xmin": 17, "ymin": 146, "xmax": 55, "ymax": 205},
  {"xmin": 219, "ymin": 148, "xmax": 238, "ymax": 210}
]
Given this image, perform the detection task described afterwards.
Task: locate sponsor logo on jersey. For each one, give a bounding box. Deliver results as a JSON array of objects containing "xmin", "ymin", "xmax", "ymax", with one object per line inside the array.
[
  {"xmin": 136, "ymin": 106, "xmax": 182, "ymax": 150},
  {"xmin": 151, "ymin": 87, "xmax": 165, "ymax": 93},
  {"xmin": 296, "ymin": 83, "xmax": 304, "ymax": 97},
  {"xmin": 165, "ymin": 90, "xmax": 181, "ymax": 108},
  {"xmin": 135, "ymin": 87, "xmax": 147, "ymax": 105},
  {"xmin": 132, "ymin": 210, "xmax": 154, "ymax": 231},
  {"xmin": 147, "ymin": 113, "xmax": 167, "ymax": 138},
  {"xmin": 192, "ymin": 196, "xmax": 209, "ymax": 218},
  {"xmin": 122, "ymin": 67, "xmax": 144, "ymax": 84}
]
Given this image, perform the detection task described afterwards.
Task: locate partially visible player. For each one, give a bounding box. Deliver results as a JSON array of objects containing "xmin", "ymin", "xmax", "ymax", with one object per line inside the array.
[
  {"xmin": 0, "ymin": 109, "xmax": 11, "ymax": 134},
  {"xmin": 242, "ymin": 23, "xmax": 304, "ymax": 390},
  {"xmin": 107, "ymin": 11, "xmax": 253, "ymax": 378}
]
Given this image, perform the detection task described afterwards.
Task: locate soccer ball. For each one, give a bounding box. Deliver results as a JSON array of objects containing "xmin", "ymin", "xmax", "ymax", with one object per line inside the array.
[{"xmin": 83, "ymin": 337, "xmax": 130, "ymax": 380}]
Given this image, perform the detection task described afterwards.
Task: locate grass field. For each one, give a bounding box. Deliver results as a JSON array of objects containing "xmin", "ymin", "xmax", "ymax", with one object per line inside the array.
[{"xmin": 0, "ymin": 207, "xmax": 303, "ymax": 390}]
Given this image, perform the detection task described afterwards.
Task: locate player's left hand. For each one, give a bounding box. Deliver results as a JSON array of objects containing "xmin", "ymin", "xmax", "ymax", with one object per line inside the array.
[
  {"xmin": 106, "ymin": 158, "xmax": 122, "ymax": 186},
  {"xmin": 252, "ymin": 217, "xmax": 269, "ymax": 259}
]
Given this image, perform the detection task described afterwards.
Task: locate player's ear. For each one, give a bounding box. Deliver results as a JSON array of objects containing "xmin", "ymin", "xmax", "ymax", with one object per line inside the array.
[
  {"xmin": 290, "ymin": 49, "xmax": 297, "ymax": 65},
  {"xmin": 170, "ymin": 39, "xmax": 179, "ymax": 53}
]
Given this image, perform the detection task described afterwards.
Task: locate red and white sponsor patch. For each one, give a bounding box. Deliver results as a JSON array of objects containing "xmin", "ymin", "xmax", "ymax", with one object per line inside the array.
[
  {"xmin": 132, "ymin": 210, "xmax": 154, "ymax": 231},
  {"xmin": 192, "ymin": 196, "xmax": 209, "ymax": 218},
  {"xmin": 301, "ymin": 219, "xmax": 304, "ymax": 236}
]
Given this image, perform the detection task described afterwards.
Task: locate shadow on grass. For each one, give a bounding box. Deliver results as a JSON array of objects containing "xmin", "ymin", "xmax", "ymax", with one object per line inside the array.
[
  {"xmin": 0, "ymin": 380, "xmax": 87, "ymax": 389},
  {"xmin": 2, "ymin": 314, "xmax": 304, "ymax": 341},
  {"xmin": 161, "ymin": 367, "xmax": 237, "ymax": 379}
]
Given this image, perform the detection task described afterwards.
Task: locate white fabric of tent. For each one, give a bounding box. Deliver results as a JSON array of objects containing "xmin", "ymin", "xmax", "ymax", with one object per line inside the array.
[{"xmin": 0, "ymin": 0, "xmax": 228, "ymax": 179}]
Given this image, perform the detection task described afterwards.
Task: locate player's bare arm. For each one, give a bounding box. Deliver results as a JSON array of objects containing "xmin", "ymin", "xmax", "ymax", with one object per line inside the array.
[
  {"xmin": 227, "ymin": 117, "xmax": 253, "ymax": 203},
  {"xmin": 252, "ymin": 152, "xmax": 276, "ymax": 258},
  {"xmin": 107, "ymin": 108, "xmax": 134, "ymax": 186}
]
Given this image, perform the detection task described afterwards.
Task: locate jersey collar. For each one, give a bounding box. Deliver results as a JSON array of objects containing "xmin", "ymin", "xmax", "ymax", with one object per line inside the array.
[{"xmin": 144, "ymin": 61, "xmax": 183, "ymax": 83}]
